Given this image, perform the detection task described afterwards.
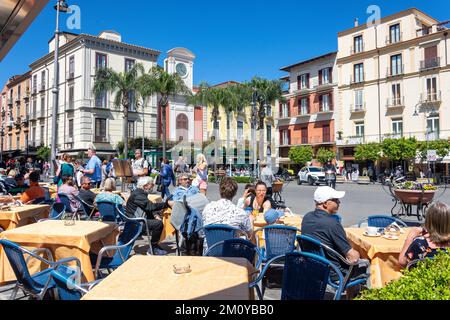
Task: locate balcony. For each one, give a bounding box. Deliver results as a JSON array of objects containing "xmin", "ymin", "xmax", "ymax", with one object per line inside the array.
[
  {"xmin": 416, "ymin": 26, "xmax": 432, "ymax": 37},
  {"xmin": 292, "ymin": 107, "xmax": 311, "ymax": 118},
  {"xmin": 67, "ymin": 100, "xmax": 75, "ymax": 111},
  {"xmin": 347, "ymin": 135, "xmax": 365, "ymax": 145},
  {"xmin": 350, "ymin": 74, "xmax": 365, "ymax": 85},
  {"xmin": 386, "ymin": 97, "xmax": 405, "ymax": 109},
  {"xmin": 94, "ymin": 136, "xmax": 109, "ymax": 143},
  {"xmin": 67, "ymin": 71, "xmax": 75, "ymax": 81},
  {"xmin": 295, "ymin": 85, "xmax": 311, "ymax": 95},
  {"xmin": 66, "ymin": 136, "xmax": 74, "ymax": 143},
  {"xmin": 21, "ymin": 115, "xmax": 29, "ymax": 126},
  {"xmin": 350, "ymin": 43, "xmax": 365, "ymax": 55},
  {"xmin": 37, "ymin": 109, "xmax": 46, "ymax": 119},
  {"xmin": 7, "ymin": 98, "xmax": 13, "ymax": 106},
  {"xmin": 386, "ymin": 33, "xmax": 403, "ymax": 45},
  {"xmin": 420, "ymin": 91, "xmax": 442, "ymax": 104},
  {"xmin": 14, "ymin": 118, "xmax": 22, "ymax": 130},
  {"xmin": 15, "ymin": 95, "xmax": 21, "ymax": 103},
  {"xmin": 386, "ymin": 65, "xmax": 404, "ymax": 78},
  {"xmin": 420, "ymin": 57, "xmax": 441, "ymax": 71},
  {"xmin": 384, "ymin": 133, "xmax": 403, "ymax": 140},
  {"xmin": 315, "ymin": 80, "xmax": 334, "ymax": 91},
  {"xmin": 318, "ymin": 104, "xmax": 334, "ymax": 114},
  {"xmin": 350, "ymin": 103, "xmax": 366, "ymax": 114}
]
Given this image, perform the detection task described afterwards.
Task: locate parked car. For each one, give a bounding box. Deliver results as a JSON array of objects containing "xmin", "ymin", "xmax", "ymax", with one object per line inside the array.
[{"xmin": 297, "ymin": 166, "xmax": 326, "ymax": 185}]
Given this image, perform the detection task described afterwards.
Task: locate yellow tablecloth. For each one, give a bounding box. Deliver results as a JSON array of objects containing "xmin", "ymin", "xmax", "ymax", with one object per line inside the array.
[
  {"xmin": 0, "ymin": 220, "xmax": 118, "ymax": 284},
  {"xmin": 253, "ymin": 214, "xmax": 302, "ymax": 247},
  {"xmin": 81, "ymin": 255, "xmax": 254, "ymax": 300},
  {"xmin": 0, "ymin": 205, "xmax": 50, "ymax": 231},
  {"xmin": 159, "ymin": 208, "xmax": 175, "ymax": 243},
  {"xmin": 345, "ymin": 228, "xmax": 410, "ymax": 288}
]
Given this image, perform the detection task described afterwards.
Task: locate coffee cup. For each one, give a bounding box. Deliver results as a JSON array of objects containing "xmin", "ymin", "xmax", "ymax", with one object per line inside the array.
[{"xmin": 366, "ymin": 226, "xmax": 378, "ymax": 236}]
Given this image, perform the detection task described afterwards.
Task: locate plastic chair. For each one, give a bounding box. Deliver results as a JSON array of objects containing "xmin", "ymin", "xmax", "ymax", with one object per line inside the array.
[
  {"xmin": 250, "ymin": 251, "xmax": 344, "ymax": 300},
  {"xmin": 296, "ymin": 234, "xmax": 370, "ymax": 294},
  {"xmin": 254, "ymin": 225, "xmax": 298, "ymax": 261},
  {"xmin": 358, "ymin": 215, "xmax": 407, "ymax": 228},
  {"xmin": 90, "ymin": 220, "xmax": 142, "ymax": 279},
  {"xmin": 0, "ymin": 239, "xmax": 81, "ymax": 300},
  {"xmin": 50, "ymin": 267, "xmax": 101, "ymax": 300},
  {"xmin": 204, "ymin": 238, "xmax": 263, "ymax": 269},
  {"xmin": 203, "ymin": 224, "xmax": 248, "ymax": 256}
]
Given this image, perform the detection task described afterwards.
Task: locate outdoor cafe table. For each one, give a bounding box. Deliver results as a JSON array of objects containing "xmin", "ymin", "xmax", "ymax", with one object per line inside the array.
[
  {"xmin": 345, "ymin": 227, "xmax": 410, "ymax": 289},
  {"xmin": 81, "ymin": 255, "xmax": 255, "ymax": 300},
  {"xmin": 0, "ymin": 204, "xmax": 50, "ymax": 231},
  {"xmin": 0, "ymin": 220, "xmax": 118, "ymax": 284}
]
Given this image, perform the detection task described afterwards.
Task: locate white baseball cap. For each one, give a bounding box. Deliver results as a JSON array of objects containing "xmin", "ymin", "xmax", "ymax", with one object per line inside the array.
[{"xmin": 314, "ymin": 186, "xmax": 345, "ymax": 203}]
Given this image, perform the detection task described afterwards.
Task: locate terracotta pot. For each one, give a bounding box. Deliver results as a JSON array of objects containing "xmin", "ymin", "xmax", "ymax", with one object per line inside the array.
[{"xmin": 394, "ymin": 189, "xmax": 436, "ymax": 205}]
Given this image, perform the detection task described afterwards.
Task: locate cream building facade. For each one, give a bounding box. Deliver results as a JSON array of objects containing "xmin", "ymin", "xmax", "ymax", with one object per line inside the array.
[{"xmin": 336, "ymin": 8, "xmax": 450, "ymax": 164}]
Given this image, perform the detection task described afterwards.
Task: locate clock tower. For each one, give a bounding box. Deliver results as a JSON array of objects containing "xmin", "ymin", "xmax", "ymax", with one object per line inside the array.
[{"xmin": 164, "ymin": 47, "xmax": 195, "ymax": 90}]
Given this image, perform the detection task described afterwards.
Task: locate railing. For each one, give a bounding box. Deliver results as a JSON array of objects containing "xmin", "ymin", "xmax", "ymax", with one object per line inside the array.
[
  {"xmin": 336, "ymin": 130, "xmax": 450, "ymax": 146},
  {"xmin": 67, "ymin": 100, "xmax": 75, "ymax": 110},
  {"xmin": 387, "ymin": 65, "xmax": 404, "ymax": 77},
  {"xmin": 386, "ymin": 97, "xmax": 405, "ymax": 108},
  {"xmin": 420, "ymin": 57, "xmax": 440, "ymax": 70},
  {"xmin": 67, "ymin": 71, "xmax": 75, "ymax": 80},
  {"xmin": 350, "ymin": 43, "xmax": 365, "ymax": 55},
  {"xmin": 296, "ymin": 83, "xmax": 311, "ymax": 92},
  {"xmin": 420, "ymin": 91, "xmax": 442, "ymax": 103},
  {"xmin": 7, "ymin": 98, "xmax": 13, "ymax": 106},
  {"xmin": 38, "ymin": 108, "xmax": 46, "ymax": 118},
  {"xmin": 350, "ymin": 103, "xmax": 366, "ymax": 113},
  {"xmin": 319, "ymin": 104, "xmax": 333, "ymax": 113},
  {"xmin": 386, "ymin": 32, "xmax": 403, "ymax": 45},
  {"xmin": 66, "ymin": 136, "xmax": 73, "ymax": 143},
  {"xmin": 350, "ymin": 74, "xmax": 365, "ymax": 85},
  {"xmin": 40, "ymin": 83, "xmax": 46, "ymax": 92},
  {"xmin": 416, "ymin": 27, "xmax": 432, "ymax": 37}
]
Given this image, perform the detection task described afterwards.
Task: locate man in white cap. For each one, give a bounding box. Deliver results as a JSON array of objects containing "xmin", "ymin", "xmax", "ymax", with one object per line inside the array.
[{"xmin": 301, "ymin": 186, "xmax": 361, "ymax": 275}]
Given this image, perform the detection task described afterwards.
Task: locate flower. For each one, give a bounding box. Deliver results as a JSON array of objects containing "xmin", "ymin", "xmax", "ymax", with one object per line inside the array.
[{"xmin": 395, "ymin": 181, "xmax": 437, "ymax": 191}]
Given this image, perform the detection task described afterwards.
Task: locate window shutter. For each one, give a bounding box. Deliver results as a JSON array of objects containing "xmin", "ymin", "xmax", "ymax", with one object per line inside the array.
[
  {"xmin": 280, "ymin": 130, "xmax": 283, "ymax": 145},
  {"xmin": 288, "ymin": 130, "xmax": 291, "ymax": 145},
  {"xmin": 329, "ymin": 67, "xmax": 333, "ymax": 83},
  {"xmin": 319, "ymin": 69, "xmax": 323, "ymax": 85},
  {"xmin": 306, "ymin": 73, "xmax": 310, "ymax": 88},
  {"xmin": 297, "ymin": 75, "xmax": 301, "ymax": 90}
]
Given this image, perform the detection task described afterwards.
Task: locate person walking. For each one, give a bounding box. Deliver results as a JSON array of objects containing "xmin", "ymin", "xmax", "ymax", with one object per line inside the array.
[
  {"xmin": 193, "ymin": 154, "xmax": 208, "ymax": 195},
  {"xmin": 259, "ymin": 161, "xmax": 275, "ymax": 197},
  {"xmin": 160, "ymin": 158, "xmax": 175, "ymax": 199},
  {"xmin": 83, "ymin": 147, "xmax": 102, "ymax": 188},
  {"xmin": 131, "ymin": 149, "xmax": 150, "ymax": 179},
  {"xmin": 55, "ymin": 154, "xmax": 75, "ymax": 187}
]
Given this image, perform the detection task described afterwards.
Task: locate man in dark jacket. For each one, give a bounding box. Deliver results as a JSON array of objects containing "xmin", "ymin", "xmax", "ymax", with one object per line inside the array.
[
  {"xmin": 125, "ymin": 176, "xmax": 173, "ymax": 255},
  {"xmin": 160, "ymin": 158, "xmax": 175, "ymax": 200}
]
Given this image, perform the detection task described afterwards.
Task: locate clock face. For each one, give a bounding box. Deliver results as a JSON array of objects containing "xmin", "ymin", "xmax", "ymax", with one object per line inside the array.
[{"xmin": 176, "ymin": 63, "xmax": 188, "ymax": 78}]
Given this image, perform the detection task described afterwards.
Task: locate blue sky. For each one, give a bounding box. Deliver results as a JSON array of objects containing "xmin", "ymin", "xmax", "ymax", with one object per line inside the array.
[{"xmin": 1, "ymin": 0, "xmax": 449, "ymax": 87}]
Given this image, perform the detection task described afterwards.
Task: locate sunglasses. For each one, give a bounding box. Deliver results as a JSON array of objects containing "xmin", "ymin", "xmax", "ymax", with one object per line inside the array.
[{"xmin": 328, "ymin": 198, "xmax": 341, "ymax": 204}]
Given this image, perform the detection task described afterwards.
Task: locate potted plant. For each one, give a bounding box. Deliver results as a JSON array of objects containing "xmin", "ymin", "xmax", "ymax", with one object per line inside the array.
[{"xmin": 393, "ymin": 181, "xmax": 437, "ymax": 205}]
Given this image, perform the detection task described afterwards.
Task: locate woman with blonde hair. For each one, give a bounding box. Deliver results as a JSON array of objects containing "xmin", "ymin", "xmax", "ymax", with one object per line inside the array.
[
  {"xmin": 193, "ymin": 153, "xmax": 208, "ymax": 195},
  {"xmin": 399, "ymin": 201, "xmax": 450, "ymax": 267},
  {"xmin": 94, "ymin": 177, "xmax": 125, "ymax": 206}
]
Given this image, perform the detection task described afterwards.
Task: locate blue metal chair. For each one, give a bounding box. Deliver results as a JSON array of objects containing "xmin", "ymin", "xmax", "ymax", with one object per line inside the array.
[
  {"xmin": 358, "ymin": 215, "xmax": 407, "ymax": 228},
  {"xmin": 116, "ymin": 205, "xmax": 152, "ymax": 253},
  {"xmin": 96, "ymin": 201, "xmax": 123, "ymax": 223},
  {"xmin": 38, "ymin": 203, "xmax": 66, "ymax": 222},
  {"xmin": 203, "ymin": 224, "xmax": 248, "ymax": 255},
  {"xmin": 296, "ymin": 234, "xmax": 370, "ymax": 295},
  {"xmin": 250, "ymin": 251, "xmax": 344, "ymax": 300},
  {"xmin": 90, "ymin": 220, "xmax": 142, "ymax": 279},
  {"xmin": 50, "ymin": 267, "xmax": 101, "ymax": 300},
  {"xmin": 74, "ymin": 195, "xmax": 96, "ymax": 220},
  {"xmin": 254, "ymin": 225, "xmax": 298, "ymax": 261},
  {"xmin": 204, "ymin": 238, "xmax": 263, "ymax": 269},
  {"xmin": 0, "ymin": 239, "xmax": 81, "ymax": 300}
]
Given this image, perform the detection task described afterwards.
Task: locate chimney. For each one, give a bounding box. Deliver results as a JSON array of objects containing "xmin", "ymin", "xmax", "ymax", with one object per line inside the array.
[{"xmin": 354, "ymin": 18, "xmax": 359, "ymax": 27}]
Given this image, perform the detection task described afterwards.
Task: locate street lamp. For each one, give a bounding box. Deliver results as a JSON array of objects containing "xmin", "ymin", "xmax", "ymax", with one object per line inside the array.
[
  {"xmin": 50, "ymin": 0, "xmax": 70, "ymax": 178},
  {"xmin": 250, "ymin": 89, "xmax": 258, "ymax": 179}
]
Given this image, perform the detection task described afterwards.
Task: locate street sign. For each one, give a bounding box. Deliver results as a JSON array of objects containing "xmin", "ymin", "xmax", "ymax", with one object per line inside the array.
[{"xmin": 427, "ymin": 150, "xmax": 437, "ymax": 162}]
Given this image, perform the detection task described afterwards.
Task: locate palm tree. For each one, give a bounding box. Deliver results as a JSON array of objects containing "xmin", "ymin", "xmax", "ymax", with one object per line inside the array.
[
  {"xmin": 93, "ymin": 63, "xmax": 145, "ymax": 159},
  {"xmin": 249, "ymin": 77, "xmax": 284, "ymax": 161},
  {"xmin": 144, "ymin": 66, "xmax": 191, "ymax": 159}
]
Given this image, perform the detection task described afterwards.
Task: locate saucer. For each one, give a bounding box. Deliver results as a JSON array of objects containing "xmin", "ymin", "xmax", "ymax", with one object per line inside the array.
[
  {"xmin": 382, "ymin": 235, "xmax": 399, "ymax": 240},
  {"xmin": 363, "ymin": 232, "xmax": 381, "ymax": 237}
]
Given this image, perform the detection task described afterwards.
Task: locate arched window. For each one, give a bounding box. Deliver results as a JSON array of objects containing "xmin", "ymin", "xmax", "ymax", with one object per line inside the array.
[{"xmin": 176, "ymin": 113, "xmax": 188, "ymax": 141}]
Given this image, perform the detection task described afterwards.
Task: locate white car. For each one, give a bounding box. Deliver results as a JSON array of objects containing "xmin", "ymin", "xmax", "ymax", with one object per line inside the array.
[{"xmin": 297, "ymin": 166, "xmax": 326, "ymax": 185}]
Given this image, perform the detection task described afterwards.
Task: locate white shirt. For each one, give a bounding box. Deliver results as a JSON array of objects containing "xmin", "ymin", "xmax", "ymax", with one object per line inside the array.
[{"xmin": 202, "ymin": 199, "xmax": 252, "ymax": 233}]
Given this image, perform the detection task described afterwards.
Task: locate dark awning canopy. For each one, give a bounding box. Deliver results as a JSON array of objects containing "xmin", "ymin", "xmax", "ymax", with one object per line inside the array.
[{"xmin": 0, "ymin": 0, "xmax": 49, "ymax": 62}]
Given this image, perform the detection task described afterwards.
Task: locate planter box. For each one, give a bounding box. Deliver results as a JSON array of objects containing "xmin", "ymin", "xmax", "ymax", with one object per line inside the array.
[{"xmin": 394, "ymin": 189, "xmax": 435, "ymax": 205}]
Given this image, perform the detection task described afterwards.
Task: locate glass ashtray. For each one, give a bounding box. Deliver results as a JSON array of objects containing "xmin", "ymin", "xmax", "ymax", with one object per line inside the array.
[
  {"xmin": 173, "ymin": 263, "xmax": 191, "ymax": 274},
  {"xmin": 64, "ymin": 219, "xmax": 75, "ymax": 226}
]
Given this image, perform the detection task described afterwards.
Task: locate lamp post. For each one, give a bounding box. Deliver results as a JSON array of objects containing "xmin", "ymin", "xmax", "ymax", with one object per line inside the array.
[
  {"xmin": 50, "ymin": 0, "xmax": 69, "ymax": 178},
  {"xmin": 250, "ymin": 89, "xmax": 258, "ymax": 179}
]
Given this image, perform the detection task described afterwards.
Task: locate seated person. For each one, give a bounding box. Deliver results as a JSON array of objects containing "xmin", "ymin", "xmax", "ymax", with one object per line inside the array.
[
  {"xmin": 172, "ymin": 174, "xmax": 200, "ymax": 201},
  {"xmin": 78, "ymin": 176, "xmax": 96, "ymax": 207},
  {"xmin": 301, "ymin": 186, "xmax": 367, "ymax": 287},
  {"xmin": 58, "ymin": 175, "xmax": 80, "ymax": 213},
  {"xmin": 202, "ymin": 177, "xmax": 253, "ymax": 251},
  {"xmin": 9, "ymin": 174, "xmax": 29, "ymax": 195},
  {"xmin": 4, "ymin": 169, "xmax": 18, "ymax": 191},
  {"xmin": 236, "ymin": 183, "xmax": 255, "ymax": 209},
  {"xmin": 94, "ymin": 178, "xmax": 125, "ymax": 206},
  {"xmin": 244, "ymin": 181, "xmax": 273, "ymax": 214},
  {"xmin": 399, "ymin": 201, "xmax": 450, "ymax": 267},
  {"xmin": 20, "ymin": 171, "xmax": 45, "ymax": 204},
  {"xmin": 125, "ymin": 176, "xmax": 173, "ymax": 255}
]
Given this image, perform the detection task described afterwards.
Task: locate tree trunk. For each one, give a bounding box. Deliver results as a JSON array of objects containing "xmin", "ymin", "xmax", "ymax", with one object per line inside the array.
[
  {"xmin": 123, "ymin": 105, "xmax": 129, "ymax": 159},
  {"xmin": 162, "ymin": 103, "xmax": 167, "ymax": 161}
]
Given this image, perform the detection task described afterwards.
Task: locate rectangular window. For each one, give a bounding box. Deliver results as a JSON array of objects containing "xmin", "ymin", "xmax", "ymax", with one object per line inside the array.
[
  {"xmin": 391, "ymin": 83, "xmax": 401, "ymax": 105},
  {"xmin": 282, "ymin": 130, "xmax": 290, "ymax": 145},
  {"xmin": 354, "ymin": 63, "xmax": 364, "ymax": 83},
  {"xmin": 16, "ymin": 136, "xmax": 20, "ymax": 150},
  {"xmin": 41, "ymin": 71, "xmax": 46, "ymax": 91},
  {"xmin": 392, "ymin": 118, "xmax": 403, "ymax": 137},
  {"xmin": 40, "ymin": 97, "xmax": 45, "ymax": 116},
  {"xmin": 95, "ymin": 53, "xmax": 108, "ymax": 69},
  {"xmin": 266, "ymin": 125, "xmax": 271, "ymax": 143},
  {"xmin": 301, "ymin": 127, "xmax": 308, "ymax": 144},
  {"xmin": 69, "ymin": 86, "xmax": 74, "ymax": 109},
  {"xmin": 390, "ymin": 54, "xmax": 403, "ymax": 75},
  {"xmin": 17, "ymin": 85, "xmax": 21, "ymax": 100},
  {"xmin": 353, "ymin": 35, "xmax": 363, "ymax": 53},
  {"xmin": 95, "ymin": 91, "xmax": 107, "ymax": 108},
  {"xmin": 355, "ymin": 122, "xmax": 365, "ymax": 137},
  {"xmin": 125, "ymin": 58, "xmax": 135, "ymax": 72},
  {"xmin": 69, "ymin": 55, "xmax": 75, "ymax": 77},
  {"xmin": 427, "ymin": 116, "xmax": 440, "ymax": 140},
  {"xmin": 32, "ymin": 127, "xmax": 36, "ymax": 144},
  {"xmin": 321, "ymin": 94, "xmax": 330, "ymax": 112},
  {"xmin": 128, "ymin": 121, "xmax": 135, "ymax": 139},
  {"xmin": 40, "ymin": 126, "xmax": 44, "ymax": 143},
  {"xmin": 355, "ymin": 90, "xmax": 364, "ymax": 109},
  {"xmin": 128, "ymin": 91, "xmax": 136, "ymax": 111},
  {"xmin": 300, "ymin": 98, "xmax": 308, "ymax": 115},
  {"xmin": 95, "ymin": 118, "xmax": 107, "ymax": 142},
  {"xmin": 8, "ymin": 136, "xmax": 12, "ymax": 150},
  {"xmin": 322, "ymin": 125, "xmax": 331, "ymax": 142},
  {"xmin": 32, "ymin": 99, "xmax": 37, "ymax": 117},
  {"xmin": 426, "ymin": 77, "xmax": 437, "ymax": 101},
  {"xmin": 282, "ymin": 103, "xmax": 289, "ymax": 118},
  {"xmin": 389, "ymin": 24, "xmax": 401, "ymax": 43},
  {"xmin": 33, "ymin": 75, "xmax": 37, "ymax": 93},
  {"xmin": 321, "ymin": 68, "xmax": 330, "ymax": 85},
  {"xmin": 298, "ymin": 74, "xmax": 309, "ymax": 90},
  {"xmin": 237, "ymin": 121, "xmax": 244, "ymax": 141},
  {"xmin": 68, "ymin": 119, "xmax": 74, "ymax": 138}
]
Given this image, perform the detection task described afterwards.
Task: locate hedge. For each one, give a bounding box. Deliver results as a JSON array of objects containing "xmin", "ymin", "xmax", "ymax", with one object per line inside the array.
[
  {"xmin": 208, "ymin": 176, "xmax": 253, "ymax": 184},
  {"xmin": 357, "ymin": 251, "xmax": 450, "ymax": 300}
]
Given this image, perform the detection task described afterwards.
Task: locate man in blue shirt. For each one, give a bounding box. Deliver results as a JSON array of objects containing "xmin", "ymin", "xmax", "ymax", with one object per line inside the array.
[{"xmin": 83, "ymin": 147, "xmax": 102, "ymax": 188}]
